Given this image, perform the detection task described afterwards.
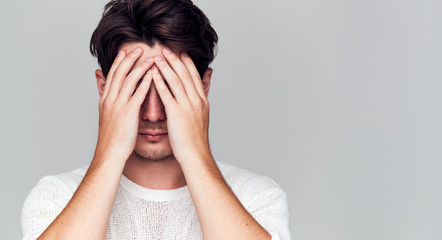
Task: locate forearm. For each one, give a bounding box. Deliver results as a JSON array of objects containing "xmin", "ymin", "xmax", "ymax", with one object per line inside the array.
[
  {"xmin": 37, "ymin": 47, "xmax": 151, "ymax": 239},
  {"xmin": 38, "ymin": 152, "xmax": 125, "ymax": 240},
  {"xmin": 152, "ymin": 48, "xmax": 270, "ymax": 239},
  {"xmin": 181, "ymin": 153, "xmax": 271, "ymax": 240}
]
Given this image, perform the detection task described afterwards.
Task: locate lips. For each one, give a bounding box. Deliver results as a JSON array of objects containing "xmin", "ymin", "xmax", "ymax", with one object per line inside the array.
[
  {"xmin": 139, "ymin": 131, "xmax": 168, "ymax": 141},
  {"xmin": 139, "ymin": 131, "xmax": 167, "ymax": 135}
]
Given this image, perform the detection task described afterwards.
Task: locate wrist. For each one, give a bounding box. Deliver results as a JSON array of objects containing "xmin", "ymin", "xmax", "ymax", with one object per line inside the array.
[
  {"xmin": 178, "ymin": 148, "xmax": 216, "ymax": 175},
  {"xmin": 94, "ymin": 139, "xmax": 130, "ymax": 164},
  {"xmin": 92, "ymin": 146, "xmax": 127, "ymax": 172}
]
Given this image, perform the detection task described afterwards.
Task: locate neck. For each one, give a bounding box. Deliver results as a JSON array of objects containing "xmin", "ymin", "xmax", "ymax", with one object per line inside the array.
[{"xmin": 122, "ymin": 154, "xmax": 186, "ymax": 190}]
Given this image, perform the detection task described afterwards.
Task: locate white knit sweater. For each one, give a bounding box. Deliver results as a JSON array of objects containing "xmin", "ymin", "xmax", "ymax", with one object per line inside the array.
[{"xmin": 22, "ymin": 161, "xmax": 291, "ymax": 239}]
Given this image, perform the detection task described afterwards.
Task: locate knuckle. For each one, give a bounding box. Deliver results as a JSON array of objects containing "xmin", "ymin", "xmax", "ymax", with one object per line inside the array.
[
  {"xmin": 128, "ymin": 50, "xmax": 141, "ymax": 58},
  {"xmin": 203, "ymin": 98, "xmax": 209, "ymax": 106},
  {"xmin": 174, "ymin": 65, "xmax": 186, "ymax": 74},
  {"xmin": 138, "ymin": 61, "xmax": 152, "ymax": 71},
  {"xmin": 198, "ymin": 98, "xmax": 207, "ymax": 109},
  {"xmin": 156, "ymin": 61, "xmax": 165, "ymax": 68},
  {"xmin": 114, "ymin": 97, "xmax": 126, "ymax": 107},
  {"xmin": 139, "ymin": 60, "xmax": 149, "ymax": 67},
  {"xmin": 101, "ymin": 100, "xmax": 112, "ymax": 111},
  {"xmin": 113, "ymin": 69, "xmax": 126, "ymax": 79},
  {"xmin": 192, "ymin": 95, "xmax": 203, "ymax": 105},
  {"xmin": 159, "ymin": 87, "xmax": 169, "ymax": 96},
  {"xmin": 99, "ymin": 100, "xmax": 106, "ymax": 110},
  {"xmin": 195, "ymin": 98, "xmax": 209, "ymax": 111},
  {"xmin": 113, "ymin": 68, "xmax": 123, "ymax": 76},
  {"xmin": 169, "ymin": 55, "xmax": 179, "ymax": 63},
  {"xmin": 170, "ymin": 77, "xmax": 179, "ymax": 85},
  {"xmin": 192, "ymin": 97, "xmax": 202, "ymax": 107}
]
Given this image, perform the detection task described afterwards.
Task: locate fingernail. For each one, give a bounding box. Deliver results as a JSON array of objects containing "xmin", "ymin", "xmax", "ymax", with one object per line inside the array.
[
  {"xmin": 155, "ymin": 55, "xmax": 164, "ymax": 62},
  {"xmin": 117, "ymin": 50, "xmax": 124, "ymax": 57},
  {"xmin": 181, "ymin": 52, "xmax": 189, "ymax": 57},
  {"xmin": 146, "ymin": 69, "xmax": 152, "ymax": 75},
  {"xmin": 153, "ymin": 66, "xmax": 159, "ymax": 74},
  {"xmin": 145, "ymin": 57, "xmax": 153, "ymax": 62},
  {"xmin": 163, "ymin": 47, "xmax": 172, "ymax": 54},
  {"xmin": 133, "ymin": 48, "xmax": 141, "ymax": 53}
]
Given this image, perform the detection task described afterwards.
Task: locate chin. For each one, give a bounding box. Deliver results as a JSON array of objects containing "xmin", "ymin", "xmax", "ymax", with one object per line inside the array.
[{"xmin": 133, "ymin": 140, "xmax": 174, "ymax": 161}]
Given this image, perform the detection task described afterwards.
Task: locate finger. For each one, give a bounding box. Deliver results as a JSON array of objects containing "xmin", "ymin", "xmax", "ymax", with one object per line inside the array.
[
  {"xmin": 107, "ymin": 47, "xmax": 143, "ymax": 101},
  {"xmin": 154, "ymin": 55, "xmax": 188, "ymax": 103},
  {"xmin": 102, "ymin": 50, "xmax": 126, "ymax": 100},
  {"xmin": 118, "ymin": 57, "xmax": 154, "ymax": 103},
  {"xmin": 161, "ymin": 48, "xmax": 199, "ymax": 99},
  {"xmin": 129, "ymin": 69, "xmax": 153, "ymax": 107},
  {"xmin": 152, "ymin": 66, "xmax": 176, "ymax": 107},
  {"xmin": 180, "ymin": 52, "xmax": 206, "ymax": 98}
]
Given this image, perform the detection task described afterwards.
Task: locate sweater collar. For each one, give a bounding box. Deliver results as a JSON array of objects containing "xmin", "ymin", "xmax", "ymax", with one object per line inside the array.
[{"xmin": 120, "ymin": 174, "xmax": 190, "ymax": 201}]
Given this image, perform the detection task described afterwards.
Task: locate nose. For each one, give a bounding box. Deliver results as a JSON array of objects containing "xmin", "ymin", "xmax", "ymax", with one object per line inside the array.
[{"xmin": 140, "ymin": 82, "xmax": 166, "ymax": 122}]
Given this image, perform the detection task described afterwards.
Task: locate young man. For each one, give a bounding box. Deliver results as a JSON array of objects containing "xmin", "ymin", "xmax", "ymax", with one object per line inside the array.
[{"xmin": 21, "ymin": 0, "xmax": 291, "ymax": 239}]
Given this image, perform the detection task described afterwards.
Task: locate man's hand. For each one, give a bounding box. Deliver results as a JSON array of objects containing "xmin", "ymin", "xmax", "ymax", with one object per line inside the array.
[
  {"xmin": 37, "ymin": 47, "xmax": 155, "ymax": 240},
  {"xmin": 96, "ymin": 47, "xmax": 154, "ymax": 162},
  {"xmin": 152, "ymin": 48, "xmax": 211, "ymax": 164},
  {"xmin": 152, "ymin": 48, "xmax": 271, "ymax": 240}
]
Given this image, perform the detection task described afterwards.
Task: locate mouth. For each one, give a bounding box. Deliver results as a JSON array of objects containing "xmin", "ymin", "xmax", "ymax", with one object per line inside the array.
[{"xmin": 139, "ymin": 132, "xmax": 168, "ymax": 141}]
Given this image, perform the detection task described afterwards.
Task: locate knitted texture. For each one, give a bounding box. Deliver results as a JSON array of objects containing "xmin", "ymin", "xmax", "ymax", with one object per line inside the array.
[{"xmin": 22, "ymin": 161, "xmax": 291, "ymax": 239}]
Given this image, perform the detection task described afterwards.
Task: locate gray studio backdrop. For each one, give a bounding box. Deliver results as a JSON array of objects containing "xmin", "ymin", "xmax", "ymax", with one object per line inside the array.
[{"xmin": 1, "ymin": 0, "xmax": 442, "ymax": 239}]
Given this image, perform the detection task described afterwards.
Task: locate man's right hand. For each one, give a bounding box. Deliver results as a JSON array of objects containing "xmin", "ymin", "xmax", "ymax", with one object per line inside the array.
[
  {"xmin": 37, "ymin": 47, "xmax": 154, "ymax": 240},
  {"xmin": 95, "ymin": 47, "xmax": 154, "ymax": 162}
]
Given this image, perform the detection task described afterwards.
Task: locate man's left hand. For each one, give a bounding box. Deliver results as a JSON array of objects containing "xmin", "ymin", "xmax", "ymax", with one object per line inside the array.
[
  {"xmin": 153, "ymin": 47, "xmax": 271, "ymax": 240},
  {"xmin": 152, "ymin": 48, "xmax": 211, "ymax": 165}
]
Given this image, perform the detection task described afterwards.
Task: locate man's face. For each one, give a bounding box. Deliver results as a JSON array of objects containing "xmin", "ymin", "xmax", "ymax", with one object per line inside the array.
[{"xmin": 120, "ymin": 42, "xmax": 173, "ymax": 162}]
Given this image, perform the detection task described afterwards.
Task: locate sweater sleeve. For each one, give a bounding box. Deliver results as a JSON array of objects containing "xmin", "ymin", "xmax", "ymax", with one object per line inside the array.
[
  {"xmin": 21, "ymin": 175, "xmax": 74, "ymax": 240},
  {"xmin": 241, "ymin": 176, "xmax": 292, "ymax": 240}
]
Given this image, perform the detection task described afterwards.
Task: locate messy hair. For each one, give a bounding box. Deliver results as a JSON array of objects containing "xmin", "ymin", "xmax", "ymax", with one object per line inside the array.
[{"xmin": 90, "ymin": 0, "xmax": 218, "ymax": 78}]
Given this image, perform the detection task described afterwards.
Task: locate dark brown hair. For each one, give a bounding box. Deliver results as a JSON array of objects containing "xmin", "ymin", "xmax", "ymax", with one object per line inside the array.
[{"xmin": 90, "ymin": 0, "xmax": 218, "ymax": 78}]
